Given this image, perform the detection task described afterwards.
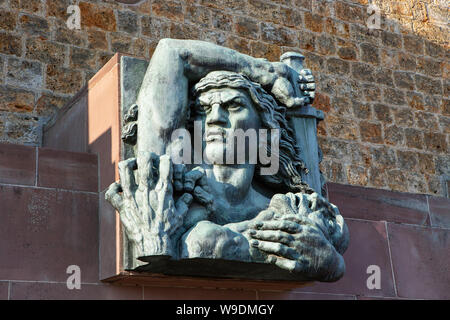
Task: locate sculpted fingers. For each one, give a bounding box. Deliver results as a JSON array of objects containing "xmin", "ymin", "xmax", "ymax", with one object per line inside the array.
[
  {"xmin": 300, "ymin": 82, "xmax": 315, "ymax": 91},
  {"xmin": 193, "ymin": 186, "xmax": 214, "ymax": 212},
  {"xmin": 118, "ymin": 158, "xmax": 137, "ymax": 199},
  {"xmin": 136, "ymin": 151, "xmax": 154, "ymax": 191},
  {"xmin": 156, "ymin": 155, "xmax": 173, "ymax": 195},
  {"xmin": 267, "ymin": 255, "xmax": 309, "ymax": 273},
  {"xmin": 175, "ymin": 193, "xmax": 193, "ymax": 217},
  {"xmin": 105, "ymin": 182, "xmax": 123, "ymax": 210},
  {"xmin": 298, "ymin": 69, "xmax": 315, "ymax": 103},
  {"xmin": 249, "ymin": 230, "xmax": 294, "ymax": 246},
  {"xmin": 184, "ymin": 166, "xmax": 208, "ymax": 192},
  {"xmin": 272, "ymin": 78, "xmax": 308, "ymax": 108},
  {"xmin": 250, "ymin": 220, "xmax": 301, "ymax": 234},
  {"xmin": 250, "ymin": 239, "xmax": 298, "ymax": 260},
  {"xmin": 105, "ymin": 181, "xmax": 140, "ymax": 234},
  {"xmin": 173, "ymin": 163, "xmax": 186, "ymax": 192}
]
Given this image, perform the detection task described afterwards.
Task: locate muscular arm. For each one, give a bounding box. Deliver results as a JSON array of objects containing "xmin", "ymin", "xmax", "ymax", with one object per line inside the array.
[
  {"xmin": 179, "ymin": 193, "xmax": 349, "ymax": 282},
  {"xmin": 180, "ymin": 220, "xmax": 252, "ymax": 262},
  {"xmin": 136, "ymin": 38, "xmax": 304, "ymax": 156},
  {"xmin": 136, "ymin": 39, "xmax": 277, "ymax": 156}
]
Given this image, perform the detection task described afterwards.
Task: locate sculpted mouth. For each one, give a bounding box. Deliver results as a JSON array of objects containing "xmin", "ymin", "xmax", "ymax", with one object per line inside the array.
[{"xmin": 205, "ymin": 128, "xmax": 226, "ymax": 142}]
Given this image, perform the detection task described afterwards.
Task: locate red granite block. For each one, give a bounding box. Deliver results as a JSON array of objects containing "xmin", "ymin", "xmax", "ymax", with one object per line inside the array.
[
  {"xmin": 43, "ymin": 93, "xmax": 88, "ymax": 153},
  {"xmin": 291, "ymin": 219, "xmax": 396, "ymax": 297},
  {"xmin": 388, "ymin": 223, "xmax": 450, "ymax": 299},
  {"xmin": 428, "ymin": 196, "xmax": 450, "ymax": 229},
  {"xmin": 9, "ymin": 282, "xmax": 142, "ymax": 300},
  {"xmin": 0, "ymin": 185, "xmax": 99, "ymax": 283},
  {"xmin": 0, "ymin": 282, "xmax": 9, "ymax": 300},
  {"xmin": 0, "ymin": 143, "xmax": 36, "ymax": 186},
  {"xmin": 357, "ymin": 296, "xmax": 402, "ymax": 300},
  {"xmin": 258, "ymin": 291, "xmax": 355, "ymax": 300},
  {"xmin": 328, "ymin": 183, "xmax": 430, "ymax": 226},
  {"xmin": 37, "ymin": 147, "xmax": 98, "ymax": 192},
  {"xmin": 99, "ymin": 190, "xmax": 121, "ymax": 280},
  {"xmin": 143, "ymin": 286, "xmax": 257, "ymax": 300}
]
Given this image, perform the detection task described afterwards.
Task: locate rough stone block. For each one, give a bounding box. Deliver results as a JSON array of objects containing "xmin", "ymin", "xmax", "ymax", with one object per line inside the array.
[
  {"xmin": 152, "ymin": 0, "xmax": 184, "ymax": 22},
  {"xmin": 261, "ymin": 22, "xmax": 297, "ymax": 47},
  {"xmin": 423, "ymin": 132, "xmax": 447, "ymax": 153},
  {"xmin": 381, "ymin": 31, "xmax": 402, "ymax": 48},
  {"xmin": 70, "ymin": 47, "xmax": 97, "ymax": 70},
  {"xmin": 234, "ymin": 16, "xmax": 259, "ymax": 40},
  {"xmin": 402, "ymin": 35, "xmax": 424, "ymax": 55},
  {"xmin": 360, "ymin": 43, "xmax": 380, "ymax": 65},
  {"xmin": 335, "ymin": 1, "xmax": 365, "ymax": 24},
  {"xmin": 117, "ymin": 10, "xmax": 138, "ymax": 35},
  {"xmin": 0, "ymin": 85, "xmax": 35, "ymax": 114},
  {"xmin": 404, "ymin": 127, "xmax": 424, "ymax": 149},
  {"xmin": 0, "ymin": 32, "xmax": 21, "ymax": 56},
  {"xmin": 46, "ymin": 64, "xmax": 84, "ymax": 95},
  {"xmin": 87, "ymin": 30, "xmax": 108, "ymax": 50},
  {"xmin": 185, "ymin": 4, "xmax": 211, "ymax": 28},
  {"xmin": 55, "ymin": 27, "xmax": 87, "ymax": 48},
  {"xmin": 0, "ymin": 9, "xmax": 17, "ymax": 31},
  {"xmin": 248, "ymin": 0, "xmax": 279, "ymax": 23},
  {"xmin": 25, "ymin": 38, "xmax": 66, "ymax": 65},
  {"xmin": 6, "ymin": 57, "xmax": 43, "ymax": 89},
  {"xmin": 19, "ymin": 13, "xmax": 49, "ymax": 37},
  {"xmin": 79, "ymin": 1, "xmax": 116, "ymax": 31},
  {"xmin": 359, "ymin": 121, "xmax": 382, "ymax": 144},
  {"xmin": 304, "ymin": 12, "xmax": 323, "ymax": 33},
  {"xmin": 211, "ymin": 9, "xmax": 232, "ymax": 32}
]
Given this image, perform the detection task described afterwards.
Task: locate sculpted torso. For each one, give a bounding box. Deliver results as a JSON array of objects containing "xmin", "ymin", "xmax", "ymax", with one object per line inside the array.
[{"xmin": 106, "ymin": 39, "xmax": 349, "ymax": 282}]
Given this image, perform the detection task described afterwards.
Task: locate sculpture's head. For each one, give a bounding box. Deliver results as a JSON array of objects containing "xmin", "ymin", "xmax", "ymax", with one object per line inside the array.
[{"xmin": 192, "ymin": 71, "xmax": 312, "ymax": 194}]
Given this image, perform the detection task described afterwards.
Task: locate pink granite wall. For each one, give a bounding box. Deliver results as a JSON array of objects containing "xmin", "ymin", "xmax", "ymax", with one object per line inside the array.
[{"xmin": 0, "ymin": 142, "xmax": 448, "ymax": 300}]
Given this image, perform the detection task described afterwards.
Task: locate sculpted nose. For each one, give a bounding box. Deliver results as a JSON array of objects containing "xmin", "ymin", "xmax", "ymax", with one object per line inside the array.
[{"xmin": 206, "ymin": 103, "xmax": 227, "ymax": 125}]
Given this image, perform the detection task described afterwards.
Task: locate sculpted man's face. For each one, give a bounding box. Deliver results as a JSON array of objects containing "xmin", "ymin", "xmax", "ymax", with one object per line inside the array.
[{"xmin": 195, "ymin": 87, "xmax": 261, "ymax": 164}]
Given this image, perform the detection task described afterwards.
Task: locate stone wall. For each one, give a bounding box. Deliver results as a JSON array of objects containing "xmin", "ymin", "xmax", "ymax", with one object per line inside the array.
[{"xmin": 0, "ymin": 0, "xmax": 448, "ymax": 196}]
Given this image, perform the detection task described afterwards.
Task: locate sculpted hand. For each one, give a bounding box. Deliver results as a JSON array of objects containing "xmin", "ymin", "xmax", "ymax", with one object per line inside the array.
[
  {"xmin": 298, "ymin": 68, "xmax": 315, "ymax": 104},
  {"xmin": 173, "ymin": 165, "xmax": 215, "ymax": 215},
  {"xmin": 269, "ymin": 62, "xmax": 315, "ymax": 108},
  {"xmin": 246, "ymin": 193, "xmax": 348, "ymax": 281},
  {"xmin": 105, "ymin": 152, "xmax": 193, "ymax": 260}
]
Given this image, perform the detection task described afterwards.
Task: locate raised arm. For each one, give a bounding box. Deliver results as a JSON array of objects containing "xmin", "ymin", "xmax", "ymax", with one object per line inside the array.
[{"xmin": 136, "ymin": 38, "xmax": 306, "ymax": 155}]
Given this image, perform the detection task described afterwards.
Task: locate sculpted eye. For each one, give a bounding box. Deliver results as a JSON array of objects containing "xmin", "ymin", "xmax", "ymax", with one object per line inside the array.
[
  {"xmin": 228, "ymin": 104, "xmax": 242, "ymax": 112},
  {"xmin": 195, "ymin": 104, "xmax": 210, "ymax": 115}
]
